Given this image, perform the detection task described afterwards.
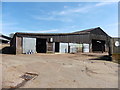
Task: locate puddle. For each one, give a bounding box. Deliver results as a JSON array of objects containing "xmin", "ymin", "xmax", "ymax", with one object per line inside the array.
[
  {"xmin": 8, "ymin": 72, "xmax": 38, "ymax": 89},
  {"xmin": 20, "ymin": 72, "xmax": 38, "ymax": 81}
]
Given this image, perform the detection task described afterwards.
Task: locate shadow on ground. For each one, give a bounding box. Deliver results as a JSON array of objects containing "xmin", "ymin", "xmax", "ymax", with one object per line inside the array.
[
  {"xmin": 0, "ymin": 47, "xmax": 15, "ymax": 55},
  {"xmin": 82, "ymin": 54, "xmax": 99, "ymax": 57},
  {"xmin": 89, "ymin": 55, "xmax": 112, "ymax": 61}
]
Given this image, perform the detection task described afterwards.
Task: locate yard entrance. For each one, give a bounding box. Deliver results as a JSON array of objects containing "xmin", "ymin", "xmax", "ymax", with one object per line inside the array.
[
  {"xmin": 55, "ymin": 42, "xmax": 59, "ymax": 52},
  {"xmin": 92, "ymin": 39, "xmax": 105, "ymax": 52},
  {"xmin": 36, "ymin": 38, "xmax": 47, "ymax": 53}
]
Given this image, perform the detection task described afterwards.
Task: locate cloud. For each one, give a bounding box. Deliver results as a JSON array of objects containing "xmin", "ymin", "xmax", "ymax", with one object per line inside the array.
[
  {"xmin": 95, "ymin": 2, "xmax": 115, "ymax": 7},
  {"xmin": 2, "ymin": 20, "xmax": 60, "ymax": 35},
  {"xmin": 2, "ymin": 22, "xmax": 18, "ymax": 26},
  {"xmin": 33, "ymin": 16, "xmax": 56, "ymax": 21},
  {"xmin": 105, "ymin": 23, "xmax": 118, "ymax": 27},
  {"xmin": 18, "ymin": 29, "xmax": 59, "ymax": 33},
  {"xmin": 51, "ymin": 2, "xmax": 115, "ymax": 16},
  {"xmin": 32, "ymin": 15, "xmax": 73, "ymax": 22},
  {"xmin": 60, "ymin": 2, "xmax": 116, "ymax": 15},
  {"xmin": 2, "ymin": 22, "xmax": 22, "ymax": 34},
  {"xmin": 64, "ymin": 6, "xmax": 69, "ymax": 8},
  {"xmin": 3, "ymin": 22, "xmax": 59, "ymax": 35},
  {"xmin": 52, "ymin": 6, "xmax": 91, "ymax": 16},
  {"xmin": 102, "ymin": 23, "xmax": 118, "ymax": 37},
  {"xmin": 32, "ymin": 2, "xmax": 116, "ymax": 22}
]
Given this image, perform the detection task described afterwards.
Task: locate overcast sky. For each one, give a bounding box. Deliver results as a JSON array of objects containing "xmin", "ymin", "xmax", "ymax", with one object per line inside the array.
[{"xmin": 2, "ymin": 2, "xmax": 118, "ymax": 37}]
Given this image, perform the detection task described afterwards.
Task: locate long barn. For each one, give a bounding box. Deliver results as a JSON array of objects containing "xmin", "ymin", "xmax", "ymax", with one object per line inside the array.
[{"xmin": 10, "ymin": 27, "xmax": 111, "ymax": 54}]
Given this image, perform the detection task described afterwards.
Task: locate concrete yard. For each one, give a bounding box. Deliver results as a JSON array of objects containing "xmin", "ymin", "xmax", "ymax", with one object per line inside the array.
[{"xmin": 2, "ymin": 53, "xmax": 118, "ymax": 88}]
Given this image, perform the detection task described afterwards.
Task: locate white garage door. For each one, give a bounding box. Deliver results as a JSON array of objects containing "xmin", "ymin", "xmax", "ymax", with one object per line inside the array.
[
  {"xmin": 69, "ymin": 43, "xmax": 83, "ymax": 53},
  {"xmin": 69, "ymin": 43, "xmax": 77, "ymax": 53},
  {"xmin": 23, "ymin": 37, "xmax": 36, "ymax": 54},
  {"xmin": 60, "ymin": 43, "xmax": 68, "ymax": 53},
  {"xmin": 83, "ymin": 44, "xmax": 89, "ymax": 52}
]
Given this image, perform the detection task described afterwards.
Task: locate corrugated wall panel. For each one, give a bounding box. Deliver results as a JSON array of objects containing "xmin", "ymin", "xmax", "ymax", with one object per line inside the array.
[
  {"xmin": 17, "ymin": 34, "xmax": 90, "ymax": 44},
  {"xmin": 111, "ymin": 38, "xmax": 120, "ymax": 54},
  {"xmin": 47, "ymin": 42, "xmax": 54, "ymax": 52},
  {"xmin": 16, "ymin": 37, "xmax": 22, "ymax": 54}
]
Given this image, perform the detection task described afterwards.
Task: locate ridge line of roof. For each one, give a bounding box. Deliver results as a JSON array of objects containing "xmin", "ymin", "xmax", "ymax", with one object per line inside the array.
[{"xmin": 15, "ymin": 27, "xmax": 100, "ymax": 35}]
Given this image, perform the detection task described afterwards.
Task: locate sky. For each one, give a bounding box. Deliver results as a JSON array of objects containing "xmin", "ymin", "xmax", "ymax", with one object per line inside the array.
[{"xmin": 1, "ymin": 2, "xmax": 118, "ymax": 37}]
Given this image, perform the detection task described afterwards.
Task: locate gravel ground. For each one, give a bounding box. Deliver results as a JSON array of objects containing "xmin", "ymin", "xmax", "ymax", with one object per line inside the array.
[{"xmin": 2, "ymin": 53, "xmax": 118, "ymax": 88}]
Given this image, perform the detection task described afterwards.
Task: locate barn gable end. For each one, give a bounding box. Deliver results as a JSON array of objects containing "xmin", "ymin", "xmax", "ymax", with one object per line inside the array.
[{"xmin": 90, "ymin": 27, "xmax": 109, "ymax": 36}]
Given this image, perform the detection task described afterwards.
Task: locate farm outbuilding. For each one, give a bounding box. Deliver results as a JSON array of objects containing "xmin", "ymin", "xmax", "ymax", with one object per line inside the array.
[
  {"xmin": 0, "ymin": 34, "xmax": 11, "ymax": 44},
  {"xmin": 110, "ymin": 37, "xmax": 120, "ymax": 54},
  {"xmin": 10, "ymin": 27, "xmax": 111, "ymax": 54}
]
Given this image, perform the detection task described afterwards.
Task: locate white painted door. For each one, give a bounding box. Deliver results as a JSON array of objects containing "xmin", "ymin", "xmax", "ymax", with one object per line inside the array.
[
  {"xmin": 23, "ymin": 37, "xmax": 36, "ymax": 54},
  {"xmin": 83, "ymin": 44, "xmax": 89, "ymax": 52},
  {"xmin": 69, "ymin": 43, "xmax": 77, "ymax": 53},
  {"xmin": 60, "ymin": 43, "xmax": 68, "ymax": 53}
]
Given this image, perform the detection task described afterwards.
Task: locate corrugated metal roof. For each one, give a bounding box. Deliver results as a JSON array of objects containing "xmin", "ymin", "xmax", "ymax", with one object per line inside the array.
[
  {"xmin": 0, "ymin": 37, "xmax": 10, "ymax": 41},
  {"xmin": 73, "ymin": 27, "xmax": 100, "ymax": 34},
  {"xmin": 15, "ymin": 27, "xmax": 102, "ymax": 36},
  {"xmin": 0, "ymin": 34, "xmax": 11, "ymax": 41},
  {"xmin": 15, "ymin": 31, "xmax": 90, "ymax": 36}
]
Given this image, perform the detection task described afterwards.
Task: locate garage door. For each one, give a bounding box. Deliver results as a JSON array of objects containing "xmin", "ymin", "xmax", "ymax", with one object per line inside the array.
[
  {"xmin": 60, "ymin": 43, "xmax": 68, "ymax": 53},
  {"xmin": 23, "ymin": 37, "xmax": 36, "ymax": 54},
  {"xmin": 83, "ymin": 44, "xmax": 89, "ymax": 53},
  {"xmin": 69, "ymin": 43, "xmax": 82, "ymax": 53}
]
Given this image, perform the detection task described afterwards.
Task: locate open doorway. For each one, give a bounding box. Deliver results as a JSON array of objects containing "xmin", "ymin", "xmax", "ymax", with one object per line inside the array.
[
  {"xmin": 36, "ymin": 38, "xmax": 47, "ymax": 53},
  {"xmin": 55, "ymin": 42, "xmax": 59, "ymax": 52},
  {"xmin": 92, "ymin": 39, "xmax": 105, "ymax": 52}
]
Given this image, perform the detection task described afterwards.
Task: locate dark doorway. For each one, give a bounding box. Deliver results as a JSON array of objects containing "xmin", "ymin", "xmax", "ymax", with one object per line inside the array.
[
  {"xmin": 36, "ymin": 38, "xmax": 47, "ymax": 53},
  {"xmin": 55, "ymin": 42, "xmax": 59, "ymax": 52},
  {"xmin": 92, "ymin": 39, "xmax": 105, "ymax": 52},
  {"xmin": 68, "ymin": 45, "xmax": 70, "ymax": 53}
]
